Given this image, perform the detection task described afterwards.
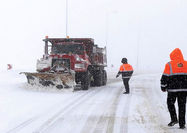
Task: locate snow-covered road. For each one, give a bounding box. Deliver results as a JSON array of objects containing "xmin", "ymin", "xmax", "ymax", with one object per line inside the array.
[{"xmin": 0, "ymin": 70, "xmax": 187, "ymax": 133}]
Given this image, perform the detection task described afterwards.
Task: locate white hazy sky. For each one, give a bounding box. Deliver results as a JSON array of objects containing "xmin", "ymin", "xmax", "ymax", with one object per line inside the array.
[{"xmin": 0, "ymin": 0, "xmax": 187, "ymax": 72}]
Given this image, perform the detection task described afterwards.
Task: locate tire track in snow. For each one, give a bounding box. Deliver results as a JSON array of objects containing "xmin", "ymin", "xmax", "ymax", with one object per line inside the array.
[
  {"xmin": 90, "ymin": 85, "xmax": 122, "ymax": 133},
  {"xmin": 5, "ymin": 88, "xmax": 100, "ymax": 133},
  {"xmin": 79, "ymin": 85, "xmax": 117, "ymax": 133},
  {"xmin": 119, "ymin": 93, "xmax": 132, "ymax": 133},
  {"xmin": 45, "ymin": 85, "xmax": 112, "ymax": 133},
  {"xmin": 5, "ymin": 117, "xmax": 38, "ymax": 133},
  {"xmin": 33, "ymin": 87, "xmax": 106, "ymax": 133}
]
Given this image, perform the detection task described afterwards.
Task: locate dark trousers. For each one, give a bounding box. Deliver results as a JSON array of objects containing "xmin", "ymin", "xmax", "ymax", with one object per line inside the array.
[
  {"xmin": 167, "ymin": 92, "xmax": 186, "ymax": 127},
  {"xmin": 122, "ymin": 78, "xmax": 130, "ymax": 93}
]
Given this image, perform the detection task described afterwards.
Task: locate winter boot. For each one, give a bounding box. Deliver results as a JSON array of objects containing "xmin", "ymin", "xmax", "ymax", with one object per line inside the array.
[
  {"xmin": 168, "ymin": 120, "xmax": 178, "ymax": 126},
  {"xmin": 179, "ymin": 125, "xmax": 185, "ymax": 129}
]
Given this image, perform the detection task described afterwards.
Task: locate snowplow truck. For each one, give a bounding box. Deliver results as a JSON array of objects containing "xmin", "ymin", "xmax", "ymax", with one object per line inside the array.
[{"xmin": 22, "ymin": 36, "xmax": 107, "ymax": 90}]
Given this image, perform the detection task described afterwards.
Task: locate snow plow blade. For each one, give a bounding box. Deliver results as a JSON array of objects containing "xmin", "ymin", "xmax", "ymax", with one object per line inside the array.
[{"xmin": 21, "ymin": 72, "xmax": 75, "ymax": 89}]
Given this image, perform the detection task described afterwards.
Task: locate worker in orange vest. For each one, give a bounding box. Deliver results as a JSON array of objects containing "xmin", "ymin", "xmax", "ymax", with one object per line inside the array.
[
  {"xmin": 161, "ymin": 48, "xmax": 187, "ymax": 129},
  {"xmin": 116, "ymin": 58, "xmax": 133, "ymax": 94}
]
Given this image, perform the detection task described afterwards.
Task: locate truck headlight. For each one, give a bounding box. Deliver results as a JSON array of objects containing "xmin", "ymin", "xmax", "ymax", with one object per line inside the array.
[
  {"xmin": 75, "ymin": 63, "xmax": 85, "ymax": 69},
  {"xmin": 75, "ymin": 55, "xmax": 84, "ymax": 62}
]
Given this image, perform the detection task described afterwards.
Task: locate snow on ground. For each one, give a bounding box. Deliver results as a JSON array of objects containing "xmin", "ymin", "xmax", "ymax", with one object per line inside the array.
[{"xmin": 0, "ymin": 69, "xmax": 187, "ymax": 133}]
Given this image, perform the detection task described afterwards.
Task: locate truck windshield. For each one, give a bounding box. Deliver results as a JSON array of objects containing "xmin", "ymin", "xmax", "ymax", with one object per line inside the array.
[{"xmin": 52, "ymin": 44, "xmax": 84, "ymax": 54}]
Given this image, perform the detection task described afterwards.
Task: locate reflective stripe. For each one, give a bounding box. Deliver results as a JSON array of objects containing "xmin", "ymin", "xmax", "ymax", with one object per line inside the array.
[
  {"xmin": 168, "ymin": 89, "xmax": 187, "ymax": 92},
  {"xmin": 163, "ymin": 73, "xmax": 170, "ymax": 76},
  {"xmin": 125, "ymin": 70, "xmax": 133, "ymax": 72},
  {"xmin": 170, "ymin": 73, "xmax": 187, "ymax": 75},
  {"xmin": 161, "ymin": 84, "xmax": 167, "ymax": 87},
  {"xmin": 168, "ymin": 62, "xmax": 173, "ymax": 75},
  {"xmin": 163, "ymin": 73, "xmax": 187, "ymax": 76},
  {"xmin": 122, "ymin": 76, "xmax": 131, "ymax": 78},
  {"xmin": 123, "ymin": 65, "xmax": 125, "ymax": 71}
]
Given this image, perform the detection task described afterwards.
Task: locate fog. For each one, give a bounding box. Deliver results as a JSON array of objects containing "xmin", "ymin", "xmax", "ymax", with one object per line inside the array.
[{"xmin": 0, "ymin": 0, "xmax": 187, "ymax": 73}]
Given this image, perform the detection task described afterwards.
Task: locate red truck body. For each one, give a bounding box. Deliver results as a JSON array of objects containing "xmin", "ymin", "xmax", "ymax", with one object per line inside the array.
[{"xmin": 33, "ymin": 37, "xmax": 107, "ymax": 90}]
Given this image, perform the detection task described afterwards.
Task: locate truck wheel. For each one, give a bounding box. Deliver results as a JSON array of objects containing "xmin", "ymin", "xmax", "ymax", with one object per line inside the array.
[
  {"xmin": 81, "ymin": 72, "xmax": 91, "ymax": 90},
  {"xmin": 94, "ymin": 70, "xmax": 103, "ymax": 86},
  {"xmin": 102, "ymin": 70, "xmax": 107, "ymax": 85}
]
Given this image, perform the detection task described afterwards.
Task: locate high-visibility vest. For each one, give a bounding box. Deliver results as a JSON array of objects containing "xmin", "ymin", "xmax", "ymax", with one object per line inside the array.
[
  {"xmin": 119, "ymin": 64, "xmax": 133, "ymax": 72},
  {"xmin": 163, "ymin": 61, "xmax": 187, "ymax": 76}
]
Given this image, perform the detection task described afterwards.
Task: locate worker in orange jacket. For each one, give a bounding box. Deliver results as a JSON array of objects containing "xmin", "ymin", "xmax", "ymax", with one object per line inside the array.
[
  {"xmin": 116, "ymin": 58, "xmax": 133, "ymax": 94},
  {"xmin": 161, "ymin": 48, "xmax": 187, "ymax": 129}
]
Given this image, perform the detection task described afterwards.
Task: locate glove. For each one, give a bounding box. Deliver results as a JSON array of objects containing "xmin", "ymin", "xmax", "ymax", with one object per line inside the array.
[
  {"xmin": 116, "ymin": 74, "xmax": 119, "ymax": 78},
  {"xmin": 161, "ymin": 87, "xmax": 166, "ymax": 92}
]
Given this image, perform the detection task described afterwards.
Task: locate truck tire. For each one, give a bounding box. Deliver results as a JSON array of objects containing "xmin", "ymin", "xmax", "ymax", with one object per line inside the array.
[
  {"xmin": 102, "ymin": 70, "xmax": 107, "ymax": 85},
  {"xmin": 94, "ymin": 70, "xmax": 103, "ymax": 86},
  {"xmin": 81, "ymin": 71, "xmax": 91, "ymax": 90}
]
